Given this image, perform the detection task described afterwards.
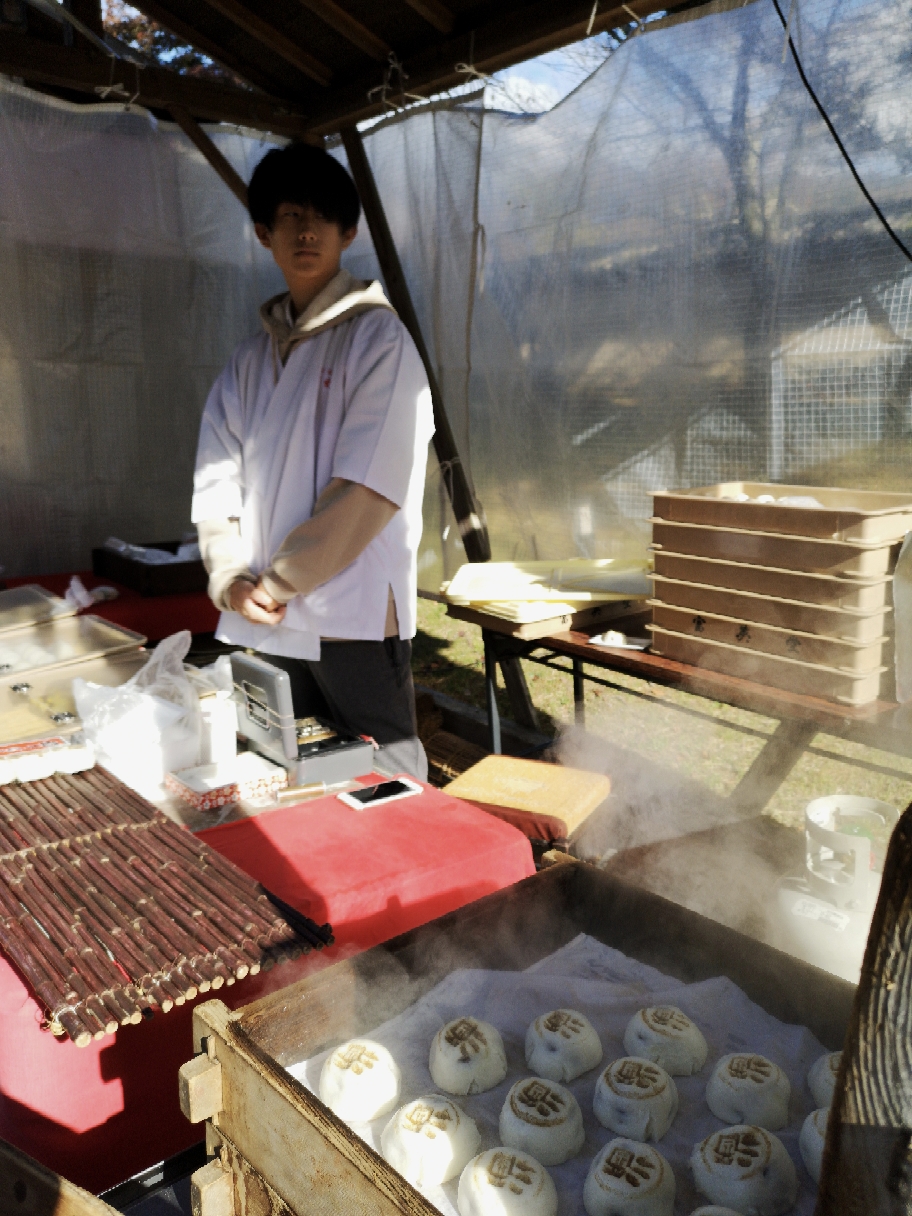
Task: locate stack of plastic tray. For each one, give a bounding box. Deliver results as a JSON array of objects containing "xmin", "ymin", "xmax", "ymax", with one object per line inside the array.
[{"xmin": 647, "ymin": 482, "xmax": 912, "ymax": 706}]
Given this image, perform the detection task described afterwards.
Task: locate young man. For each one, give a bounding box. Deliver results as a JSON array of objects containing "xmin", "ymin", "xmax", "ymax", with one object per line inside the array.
[{"xmin": 191, "ymin": 143, "xmax": 434, "ymax": 780}]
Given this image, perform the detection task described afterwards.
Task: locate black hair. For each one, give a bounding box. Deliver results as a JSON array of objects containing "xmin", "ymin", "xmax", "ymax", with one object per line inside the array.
[{"xmin": 247, "ymin": 143, "xmax": 361, "ymax": 232}]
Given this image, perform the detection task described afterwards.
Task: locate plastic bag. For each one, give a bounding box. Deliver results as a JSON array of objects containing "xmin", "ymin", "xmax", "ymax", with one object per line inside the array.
[{"xmin": 73, "ymin": 631, "xmax": 201, "ymax": 796}]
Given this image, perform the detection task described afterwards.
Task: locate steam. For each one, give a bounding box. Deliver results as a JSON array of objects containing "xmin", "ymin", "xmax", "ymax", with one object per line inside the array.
[{"xmin": 554, "ymin": 722, "xmax": 801, "ymax": 946}]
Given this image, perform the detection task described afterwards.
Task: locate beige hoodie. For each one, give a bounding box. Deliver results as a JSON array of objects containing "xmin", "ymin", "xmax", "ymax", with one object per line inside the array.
[{"xmin": 197, "ymin": 270, "xmax": 402, "ymax": 636}]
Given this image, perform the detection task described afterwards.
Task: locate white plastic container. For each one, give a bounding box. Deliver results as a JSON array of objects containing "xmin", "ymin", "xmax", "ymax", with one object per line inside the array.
[
  {"xmin": 776, "ymin": 796, "xmax": 899, "ymax": 983},
  {"xmin": 199, "ymin": 694, "xmax": 238, "ymax": 766}
]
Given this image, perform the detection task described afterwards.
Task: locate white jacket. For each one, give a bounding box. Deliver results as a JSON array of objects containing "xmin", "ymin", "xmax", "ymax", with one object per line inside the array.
[{"xmin": 191, "ymin": 272, "xmax": 434, "ymax": 660}]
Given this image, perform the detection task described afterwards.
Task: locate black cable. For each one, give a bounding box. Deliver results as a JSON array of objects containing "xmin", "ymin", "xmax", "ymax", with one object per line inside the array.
[{"xmin": 770, "ymin": 0, "xmax": 912, "ymax": 263}]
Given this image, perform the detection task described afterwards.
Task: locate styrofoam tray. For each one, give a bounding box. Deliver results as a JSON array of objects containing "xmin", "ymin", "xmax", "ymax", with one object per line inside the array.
[
  {"xmin": 653, "ymin": 551, "xmax": 892, "ymax": 611},
  {"xmin": 651, "ymin": 519, "xmax": 900, "ymax": 578},
  {"xmin": 649, "ymin": 601, "xmax": 891, "ymax": 673},
  {"xmin": 648, "ymin": 626, "xmax": 886, "ymax": 705},
  {"xmin": 650, "ymin": 575, "xmax": 891, "ymax": 643},
  {"xmin": 653, "ymin": 483, "xmax": 912, "ymax": 543}
]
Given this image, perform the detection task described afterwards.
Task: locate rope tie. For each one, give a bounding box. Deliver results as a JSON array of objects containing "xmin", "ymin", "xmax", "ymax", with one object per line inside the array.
[{"xmin": 367, "ymin": 53, "xmax": 425, "ymax": 112}]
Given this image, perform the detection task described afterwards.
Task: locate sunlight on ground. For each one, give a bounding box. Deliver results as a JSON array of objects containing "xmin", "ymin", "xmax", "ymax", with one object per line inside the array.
[{"xmin": 413, "ymin": 598, "xmax": 912, "ymax": 832}]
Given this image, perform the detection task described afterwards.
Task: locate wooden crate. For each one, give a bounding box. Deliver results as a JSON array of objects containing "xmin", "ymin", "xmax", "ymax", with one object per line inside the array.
[
  {"xmin": 0, "ymin": 1137, "xmax": 118, "ymax": 1216},
  {"xmin": 181, "ymin": 863, "xmax": 853, "ymax": 1216}
]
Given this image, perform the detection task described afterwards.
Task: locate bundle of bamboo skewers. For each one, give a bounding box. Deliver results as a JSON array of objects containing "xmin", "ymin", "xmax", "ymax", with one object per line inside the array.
[{"xmin": 0, "ymin": 766, "xmax": 333, "ymax": 1046}]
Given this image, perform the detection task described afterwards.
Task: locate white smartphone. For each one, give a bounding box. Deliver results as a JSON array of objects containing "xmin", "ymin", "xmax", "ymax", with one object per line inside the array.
[{"xmin": 336, "ymin": 777, "xmax": 423, "ymax": 810}]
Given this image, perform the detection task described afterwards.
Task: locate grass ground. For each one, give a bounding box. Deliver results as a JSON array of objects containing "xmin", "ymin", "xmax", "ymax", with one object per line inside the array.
[{"xmin": 412, "ymin": 597, "xmax": 912, "ymax": 832}]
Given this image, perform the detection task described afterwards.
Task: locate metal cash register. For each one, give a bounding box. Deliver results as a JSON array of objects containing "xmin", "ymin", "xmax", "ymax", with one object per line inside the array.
[{"xmin": 230, "ymin": 652, "xmax": 373, "ymax": 784}]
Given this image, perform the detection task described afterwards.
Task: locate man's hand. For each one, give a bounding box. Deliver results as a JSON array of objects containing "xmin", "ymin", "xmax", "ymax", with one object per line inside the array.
[{"xmin": 227, "ymin": 579, "xmax": 287, "ymax": 626}]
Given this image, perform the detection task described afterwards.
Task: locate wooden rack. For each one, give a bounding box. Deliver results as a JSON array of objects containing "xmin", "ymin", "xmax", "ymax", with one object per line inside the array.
[{"xmin": 0, "ymin": 766, "xmax": 332, "ymax": 1046}]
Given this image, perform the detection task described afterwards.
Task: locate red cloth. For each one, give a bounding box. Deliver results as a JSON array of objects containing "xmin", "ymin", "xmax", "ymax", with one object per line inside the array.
[
  {"xmin": 0, "ymin": 779, "xmax": 533, "ymax": 1193},
  {"xmin": 461, "ymin": 799, "xmax": 568, "ymax": 843},
  {"xmin": 4, "ymin": 572, "xmax": 219, "ymax": 641}
]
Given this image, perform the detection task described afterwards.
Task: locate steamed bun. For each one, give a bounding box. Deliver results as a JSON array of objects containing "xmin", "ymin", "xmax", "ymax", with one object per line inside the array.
[
  {"xmin": 691, "ymin": 1124, "xmax": 798, "ymax": 1215},
  {"xmin": 808, "ymin": 1051, "xmax": 841, "ymax": 1109},
  {"xmin": 430, "ymin": 1017, "xmax": 508, "ymax": 1096},
  {"xmin": 381, "ymin": 1094, "xmax": 480, "ymax": 1186},
  {"xmin": 319, "ymin": 1039, "xmax": 400, "ymax": 1122},
  {"xmin": 623, "ymin": 1006, "xmax": 708, "ymax": 1076},
  {"xmin": 705, "ymin": 1053, "xmax": 790, "ymax": 1131},
  {"xmin": 583, "ymin": 1138, "xmax": 675, "ymax": 1216},
  {"xmin": 594, "ymin": 1057, "xmax": 678, "ymax": 1141},
  {"xmin": 499, "ymin": 1077, "xmax": 585, "ymax": 1166},
  {"xmin": 525, "ymin": 1008, "xmax": 602, "ymax": 1083},
  {"xmin": 457, "ymin": 1148, "xmax": 558, "ymax": 1216},
  {"xmin": 799, "ymin": 1106, "xmax": 828, "ymax": 1184}
]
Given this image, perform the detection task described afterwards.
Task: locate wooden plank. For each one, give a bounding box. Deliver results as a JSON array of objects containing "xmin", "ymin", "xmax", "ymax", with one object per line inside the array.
[
  {"xmin": 305, "ymin": 0, "xmax": 666, "ymax": 132},
  {"xmin": 169, "ymin": 104, "xmax": 249, "ymax": 206},
  {"xmin": 193, "ymin": 1000, "xmax": 440, "ymax": 1216},
  {"xmin": 0, "ymin": 33, "xmax": 313, "ymax": 134},
  {"xmin": 199, "ymin": 0, "xmax": 332, "ymax": 86},
  {"xmin": 543, "ymin": 628, "xmax": 897, "ymax": 730},
  {"xmin": 446, "ymin": 601, "xmax": 647, "ymax": 640},
  {"xmin": 0, "ymin": 1136, "xmax": 119, "ymax": 1216},
  {"xmin": 401, "ymin": 0, "xmax": 454, "ymax": 35},
  {"xmin": 341, "ymin": 125, "xmax": 491, "ymax": 563},
  {"xmin": 498, "ymin": 654, "xmax": 540, "ymax": 730},
  {"xmin": 296, "ymin": 0, "xmax": 389, "ymax": 59},
  {"xmin": 69, "ymin": 0, "xmax": 103, "ymax": 38},
  {"xmin": 724, "ymin": 718, "xmax": 818, "ymax": 815},
  {"xmin": 132, "ymin": 0, "xmax": 285, "ymax": 94}
]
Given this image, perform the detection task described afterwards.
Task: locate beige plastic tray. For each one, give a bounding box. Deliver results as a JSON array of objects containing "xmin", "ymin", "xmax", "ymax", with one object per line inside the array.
[
  {"xmin": 651, "ymin": 519, "xmax": 900, "ymax": 578},
  {"xmin": 0, "ymin": 615, "xmax": 146, "ymax": 679},
  {"xmin": 648, "ymin": 625, "xmax": 886, "ymax": 705},
  {"xmin": 0, "ymin": 649, "xmax": 148, "ymax": 744},
  {"xmin": 653, "ymin": 551, "xmax": 892, "ymax": 610},
  {"xmin": 650, "ymin": 575, "xmax": 892, "ymax": 642},
  {"xmin": 650, "ymin": 601, "xmax": 890, "ymax": 673},
  {"xmin": 0, "ymin": 584, "xmax": 76, "ymax": 634},
  {"xmin": 653, "ymin": 483, "xmax": 912, "ymax": 542}
]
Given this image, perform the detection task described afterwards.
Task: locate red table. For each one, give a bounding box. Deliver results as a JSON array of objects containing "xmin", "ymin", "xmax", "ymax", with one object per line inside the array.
[
  {"xmin": 4, "ymin": 572, "xmax": 219, "ymax": 641},
  {"xmin": 0, "ymin": 779, "xmax": 533, "ymax": 1193}
]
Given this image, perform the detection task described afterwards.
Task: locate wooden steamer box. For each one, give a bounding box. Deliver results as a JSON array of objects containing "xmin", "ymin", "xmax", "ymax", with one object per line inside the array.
[{"xmin": 180, "ymin": 863, "xmax": 854, "ymax": 1216}]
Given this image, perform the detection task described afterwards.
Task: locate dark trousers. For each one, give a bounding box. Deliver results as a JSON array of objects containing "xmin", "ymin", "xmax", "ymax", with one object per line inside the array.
[{"xmin": 266, "ymin": 638, "xmax": 427, "ymax": 781}]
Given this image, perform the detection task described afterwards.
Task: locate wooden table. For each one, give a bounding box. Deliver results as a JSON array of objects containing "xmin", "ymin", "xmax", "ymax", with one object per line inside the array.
[{"xmin": 447, "ymin": 601, "xmax": 907, "ymax": 816}]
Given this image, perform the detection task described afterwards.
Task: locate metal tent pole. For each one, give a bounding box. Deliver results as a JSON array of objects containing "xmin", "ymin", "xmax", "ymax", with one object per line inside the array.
[{"xmin": 340, "ymin": 125, "xmax": 491, "ymax": 564}]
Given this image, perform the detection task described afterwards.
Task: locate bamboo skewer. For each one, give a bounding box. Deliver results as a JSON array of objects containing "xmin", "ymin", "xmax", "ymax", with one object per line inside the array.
[{"xmin": 0, "ymin": 768, "xmax": 333, "ymax": 1042}]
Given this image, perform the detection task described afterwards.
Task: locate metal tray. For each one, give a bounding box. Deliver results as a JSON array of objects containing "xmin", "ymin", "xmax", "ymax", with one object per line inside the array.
[
  {"xmin": 650, "ymin": 575, "xmax": 892, "ymax": 643},
  {"xmin": 653, "ymin": 483, "xmax": 912, "ymax": 543},
  {"xmin": 0, "ymin": 615, "xmax": 146, "ymax": 680},
  {"xmin": 0, "ymin": 584, "xmax": 76, "ymax": 635},
  {"xmin": 649, "ymin": 601, "xmax": 891, "ymax": 673},
  {"xmin": 183, "ymin": 865, "xmax": 853, "ymax": 1216},
  {"xmin": 0, "ymin": 649, "xmax": 148, "ymax": 744},
  {"xmin": 651, "ymin": 519, "xmax": 900, "ymax": 578},
  {"xmin": 648, "ymin": 625, "xmax": 886, "ymax": 705},
  {"xmin": 653, "ymin": 551, "xmax": 893, "ymax": 611}
]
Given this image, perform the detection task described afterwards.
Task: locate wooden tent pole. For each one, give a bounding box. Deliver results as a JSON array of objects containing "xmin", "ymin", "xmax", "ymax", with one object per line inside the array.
[
  {"xmin": 815, "ymin": 800, "xmax": 912, "ymax": 1214},
  {"xmin": 169, "ymin": 105, "xmax": 249, "ymax": 208},
  {"xmin": 340, "ymin": 124, "xmax": 491, "ymax": 563}
]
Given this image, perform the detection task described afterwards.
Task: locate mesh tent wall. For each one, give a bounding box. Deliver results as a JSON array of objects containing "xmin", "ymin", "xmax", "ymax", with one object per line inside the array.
[{"xmin": 1, "ymin": 0, "xmax": 911, "ymax": 584}]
